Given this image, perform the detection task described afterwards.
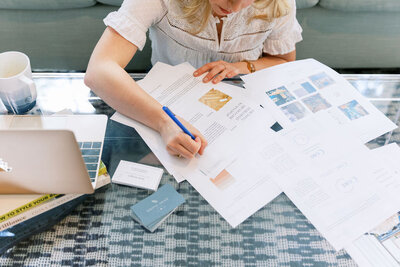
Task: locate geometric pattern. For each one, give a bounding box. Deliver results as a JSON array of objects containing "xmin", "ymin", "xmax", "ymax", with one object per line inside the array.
[{"xmin": 0, "ymin": 175, "xmax": 358, "ymax": 266}]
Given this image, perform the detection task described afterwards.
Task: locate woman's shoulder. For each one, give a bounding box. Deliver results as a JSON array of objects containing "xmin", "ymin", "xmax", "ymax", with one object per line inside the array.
[{"xmin": 119, "ymin": 0, "xmax": 169, "ymax": 13}]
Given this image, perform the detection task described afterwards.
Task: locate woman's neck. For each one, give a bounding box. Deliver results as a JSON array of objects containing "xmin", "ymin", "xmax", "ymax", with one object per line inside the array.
[{"xmin": 212, "ymin": 11, "xmax": 226, "ymax": 20}]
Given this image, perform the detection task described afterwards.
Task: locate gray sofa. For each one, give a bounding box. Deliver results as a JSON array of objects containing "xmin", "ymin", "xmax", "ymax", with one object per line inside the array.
[{"xmin": 0, "ymin": 0, "xmax": 399, "ymax": 71}]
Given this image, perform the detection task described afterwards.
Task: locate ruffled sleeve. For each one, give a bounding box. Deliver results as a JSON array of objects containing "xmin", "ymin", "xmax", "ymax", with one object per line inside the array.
[
  {"xmin": 263, "ymin": 0, "xmax": 303, "ymax": 55},
  {"xmin": 103, "ymin": 0, "xmax": 167, "ymax": 50}
]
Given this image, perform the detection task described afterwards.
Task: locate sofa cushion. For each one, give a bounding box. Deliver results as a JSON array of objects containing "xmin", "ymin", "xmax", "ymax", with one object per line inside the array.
[
  {"xmin": 0, "ymin": 0, "xmax": 96, "ymax": 10},
  {"xmin": 97, "ymin": 0, "xmax": 123, "ymax": 7},
  {"xmin": 319, "ymin": 0, "xmax": 400, "ymax": 12},
  {"xmin": 97, "ymin": 0, "xmax": 319, "ymax": 9},
  {"xmin": 296, "ymin": 0, "xmax": 319, "ymax": 9}
]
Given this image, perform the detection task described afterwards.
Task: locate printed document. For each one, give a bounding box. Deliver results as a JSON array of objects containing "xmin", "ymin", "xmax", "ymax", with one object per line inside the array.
[
  {"xmin": 186, "ymin": 128, "xmax": 282, "ymax": 227},
  {"xmin": 112, "ymin": 62, "xmax": 274, "ymax": 181},
  {"xmin": 260, "ymin": 120, "xmax": 400, "ymax": 250},
  {"xmin": 241, "ymin": 59, "xmax": 397, "ymax": 143}
]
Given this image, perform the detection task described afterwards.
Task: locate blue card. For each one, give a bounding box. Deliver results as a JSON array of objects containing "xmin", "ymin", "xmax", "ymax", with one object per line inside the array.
[{"xmin": 131, "ymin": 184, "xmax": 185, "ymax": 230}]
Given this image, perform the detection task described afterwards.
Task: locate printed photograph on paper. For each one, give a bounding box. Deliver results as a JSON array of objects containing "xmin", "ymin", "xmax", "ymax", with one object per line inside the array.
[
  {"xmin": 338, "ymin": 100, "xmax": 369, "ymax": 120},
  {"xmin": 210, "ymin": 169, "xmax": 235, "ymax": 190},
  {"xmin": 293, "ymin": 82, "xmax": 317, "ymax": 98},
  {"xmin": 370, "ymin": 212, "xmax": 400, "ymax": 242},
  {"xmin": 281, "ymin": 102, "xmax": 308, "ymax": 122},
  {"xmin": 309, "ymin": 72, "xmax": 335, "ymax": 89},
  {"xmin": 302, "ymin": 94, "xmax": 332, "ymax": 113},
  {"xmin": 266, "ymin": 86, "xmax": 296, "ymax": 106},
  {"xmin": 363, "ymin": 212, "xmax": 400, "ymax": 263}
]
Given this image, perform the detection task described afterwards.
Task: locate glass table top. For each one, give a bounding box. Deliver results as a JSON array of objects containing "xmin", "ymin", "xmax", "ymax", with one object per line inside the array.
[{"xmin": 1, "ymin": 73, "xmax": 400, "ymax": 266}]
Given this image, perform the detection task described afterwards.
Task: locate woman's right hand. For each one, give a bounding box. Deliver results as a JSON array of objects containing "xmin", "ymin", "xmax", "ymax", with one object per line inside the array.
[{"xmin": 159, "ymin": 116, "xmax": 208, "ymax": 159}]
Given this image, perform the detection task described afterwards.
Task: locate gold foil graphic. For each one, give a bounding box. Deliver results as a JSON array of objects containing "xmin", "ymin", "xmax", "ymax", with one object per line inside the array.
[{"xmin": 199, "ymin": 89, "xmax": 232, "ymax": 111}]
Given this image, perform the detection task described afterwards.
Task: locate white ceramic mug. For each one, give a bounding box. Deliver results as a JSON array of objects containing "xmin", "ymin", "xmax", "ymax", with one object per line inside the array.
[{"xmin": 0, "ymin": 51, "xmax": 37, "ymax": 114}]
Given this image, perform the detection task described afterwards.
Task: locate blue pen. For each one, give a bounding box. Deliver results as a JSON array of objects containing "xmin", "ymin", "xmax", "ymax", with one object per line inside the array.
[{"xmin": 162, "ymin": 106, "xmax": 196, "ymax": 140}]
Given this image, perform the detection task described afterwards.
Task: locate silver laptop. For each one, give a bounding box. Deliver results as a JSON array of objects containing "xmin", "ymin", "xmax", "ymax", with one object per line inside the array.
[{"xmin": 0, "ymin": 115, "xmax": 108, "ymax": 194}]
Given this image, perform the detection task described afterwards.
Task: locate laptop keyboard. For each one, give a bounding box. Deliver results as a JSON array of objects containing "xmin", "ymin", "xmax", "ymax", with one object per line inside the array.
[{"xmin": 77, "ymin": 142, "xmax": 102, "ymax": 183}]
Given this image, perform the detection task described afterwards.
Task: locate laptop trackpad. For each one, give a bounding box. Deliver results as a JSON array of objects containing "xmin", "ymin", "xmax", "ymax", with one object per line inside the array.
[{"xmin": 10, "ymin": 116, "xmax": 67, "ymax": 129}]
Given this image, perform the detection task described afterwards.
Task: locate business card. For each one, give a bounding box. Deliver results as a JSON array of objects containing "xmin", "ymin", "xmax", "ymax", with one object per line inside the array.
[
  {"xmin": 112, "ymin": 160, "xmax": 164, "ymax": 191},
  {"xmin": 131, "ymin": 184, "xmax": 185, "ymax": 231}
]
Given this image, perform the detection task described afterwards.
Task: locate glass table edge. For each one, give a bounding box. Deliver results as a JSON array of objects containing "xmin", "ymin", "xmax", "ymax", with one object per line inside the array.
[{"xmin": 31, "ymin": 72, "xmax": 400, "ymax": 80}]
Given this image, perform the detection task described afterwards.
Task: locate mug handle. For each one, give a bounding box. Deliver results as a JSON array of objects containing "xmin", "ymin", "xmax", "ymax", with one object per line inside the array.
[{"xmin": 19, "ymin": 75, "xmax": 37, "ymax": 101}]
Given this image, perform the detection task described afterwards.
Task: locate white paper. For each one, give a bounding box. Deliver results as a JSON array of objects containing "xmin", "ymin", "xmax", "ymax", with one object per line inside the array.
[
  {"xmin": 345, "ymin": 235, "xmax": 399, "ymax": 267},
  {"xmin": 241, "ymin": 59, "xmax": 397, "ymax": 144},
  {"xmin": 261, "ymin": 120, "xmax": 400, "ymax": 250},
  {"xmin": 345, "ymin": 143, "xmax": 400, "ymax": 266},
  {"xmin": 141, "ymin": 62, "xmax": 271, "ymax": 177},
  {"xmin": 112, "ymin": 160, "xmax": 164, "ymax": 191},
  {"xmin": 186, "ymin": 128, "xmax": 282, "ymax": 227}
]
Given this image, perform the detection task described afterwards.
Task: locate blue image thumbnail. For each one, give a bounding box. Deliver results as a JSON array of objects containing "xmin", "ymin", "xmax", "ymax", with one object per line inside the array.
[
  {"xmin": 266, "ymin": 86, "xmax": 296, "ymax": 106},
  {"xmin": 309, "ymin": 72, "xmax": 335, "ymax": 89},
  {"xmin": 301, "ymin": 82, "xmax": 316, "ymax": 93}
]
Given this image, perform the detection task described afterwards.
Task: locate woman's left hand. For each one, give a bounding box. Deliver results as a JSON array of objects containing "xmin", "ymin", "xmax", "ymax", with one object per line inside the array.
[{"xmin": 193, "ymin": 60, "xmax": 242, "ymax": 84}]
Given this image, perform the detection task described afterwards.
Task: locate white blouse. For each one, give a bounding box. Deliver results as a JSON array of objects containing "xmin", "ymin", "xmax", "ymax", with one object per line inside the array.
[{"xmin": 104, "ymin": 0, "xmax": 303, "ymax": 69}]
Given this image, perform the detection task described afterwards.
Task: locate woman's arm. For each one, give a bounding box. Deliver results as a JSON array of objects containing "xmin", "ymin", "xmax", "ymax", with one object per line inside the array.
[
  {"xmin": 240, "ymin": 50, "xmax": 296, "ymax": 74},
  {"xmin": 194, "ymin": 50, "xmax": 296, "ymax": 84},
  {"xmin": 85, "ymin": 27, "xmax": 207, "ymax": 158}
]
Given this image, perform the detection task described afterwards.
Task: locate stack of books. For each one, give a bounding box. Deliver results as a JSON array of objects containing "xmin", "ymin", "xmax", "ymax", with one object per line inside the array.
[{"xmin": 0, "ymin": 161, "xmax": 111, "ymax": 253}]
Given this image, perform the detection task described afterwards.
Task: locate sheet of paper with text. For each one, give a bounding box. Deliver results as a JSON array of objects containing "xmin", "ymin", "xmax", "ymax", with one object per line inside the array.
[
  {"xmin": 261, "ymin": 120, "xmax": 400, "ymax": 250},
  {"xmin": 112, "ymin": 62, "xmax": 275, "ymax": 182}
]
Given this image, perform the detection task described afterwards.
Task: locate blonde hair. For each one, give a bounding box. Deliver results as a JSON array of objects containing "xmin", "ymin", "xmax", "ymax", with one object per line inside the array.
[{"xmin": 174, "ymin": 0, "xmax": 290, "ymax": 34}]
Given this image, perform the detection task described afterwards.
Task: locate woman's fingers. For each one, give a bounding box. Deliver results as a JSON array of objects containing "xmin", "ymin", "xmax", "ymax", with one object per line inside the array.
[
  {"xmin": 166, "ymin": 133, "xmax": 201, "ymax": 159},
  {"xmin": 179, "ymin": 134, "xmax": 201, "ymax": 155},
  {"xmin": 212, "ymin": 69, "xmax": 229, "ymax": 84},
  {"xmin": 203, "ymin": 64, "xmax": 226, "ymax": 83},
  {"xmin": 197, "ymin": 136, "xmax": 208, "ymax": 155},
  {"xmin": 185, "ymin": 124, "xmax": 208, "ymax": 155},
  {"xmin": 193, "ymin": 62, "xmax": 218, "ymax": 77},
  {"xmin": 194, "ymin": 61, "xmax": 241, "ymax": 84},
  {"xmin": 166, "ymin": 143, "xmax": 192, "ymax": 159},
  {"xmin": 194, "ymin": 61, "xmax": 228, "ymax": 83}
]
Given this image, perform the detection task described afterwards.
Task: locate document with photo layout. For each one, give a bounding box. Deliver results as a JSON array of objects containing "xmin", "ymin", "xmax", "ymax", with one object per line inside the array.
[
  {"xmin": 241, "ymin": 59, "xmax": 397, "ymax": 144},
  {"xmin": 260, "ymin": 120, "xmax": 400, "ymax": 250},
  {"xmin": 112, "ymin": 62, "xmax": 275, "ymax": 181},
  {"xmin": 186, "ymin": 127, "xmax": 282, "ymax": 227}
]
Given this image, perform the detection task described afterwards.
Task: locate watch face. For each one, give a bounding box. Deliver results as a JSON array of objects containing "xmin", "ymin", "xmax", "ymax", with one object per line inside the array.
[
  {"xmin": 246, "ymin": 61, "xmax": 255, "ymax": 73},
  {"xmin": 250, "ymin": 63, "xmax": 255, "ymax": 73}
]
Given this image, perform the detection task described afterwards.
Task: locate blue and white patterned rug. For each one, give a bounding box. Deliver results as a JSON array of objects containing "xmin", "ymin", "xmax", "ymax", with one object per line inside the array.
[{"xmin": 0, "ymin": 171, "xmax": 357, "ymax": 266}]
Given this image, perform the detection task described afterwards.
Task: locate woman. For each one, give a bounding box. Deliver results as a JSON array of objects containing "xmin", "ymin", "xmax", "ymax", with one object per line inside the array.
[{"xmin": 84, "ymin": 0, "xmax": 302, "ymax": 159}]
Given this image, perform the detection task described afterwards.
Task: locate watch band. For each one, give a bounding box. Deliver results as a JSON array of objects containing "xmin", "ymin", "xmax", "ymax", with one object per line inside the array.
[{"xmin": 244, "ymin": 60, "xmax": 256, "ymax": 73}]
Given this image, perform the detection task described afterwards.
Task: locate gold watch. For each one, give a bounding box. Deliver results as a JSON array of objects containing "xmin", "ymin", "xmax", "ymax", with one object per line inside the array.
[{"xmin": 244, "ymin": 60, "xmax": 256, "ymax": 73}]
